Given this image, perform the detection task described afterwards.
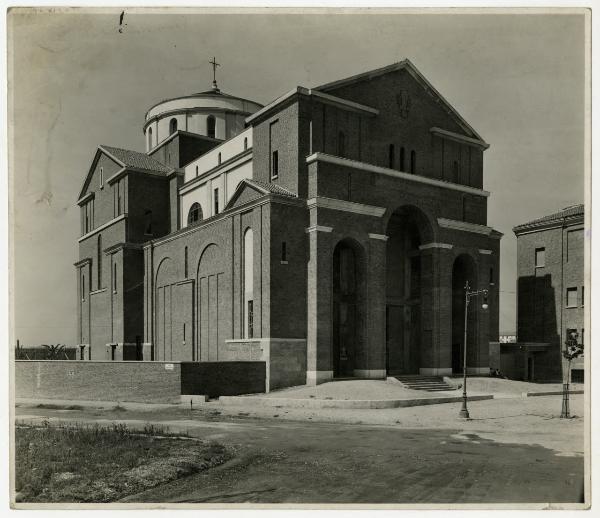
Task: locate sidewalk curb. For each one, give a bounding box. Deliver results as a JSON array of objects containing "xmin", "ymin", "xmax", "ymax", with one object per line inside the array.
[{"xmin": 218, "ymin": 394, "xmax": 495, "ymax": 409}]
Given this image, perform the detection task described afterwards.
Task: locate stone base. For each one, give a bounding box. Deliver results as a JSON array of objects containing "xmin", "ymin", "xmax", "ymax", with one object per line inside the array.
[
  {"xmin": 306, "ymin": 370, "xmax": 333, "ymax": 385},
  {"xmin": 420, "ymin": 367, "xmax": 453, "ymax": 376},
  {"xmin": 353, "ymin": 369, "xmax": 387, "ymax": 379},
  {"xmin": 466, "ymin": 366, "xmax": 490, "ymax": 375}
]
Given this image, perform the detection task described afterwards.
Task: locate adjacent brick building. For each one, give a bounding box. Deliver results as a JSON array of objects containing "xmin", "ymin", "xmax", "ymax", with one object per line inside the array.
[
  {"xmin": 75, "ymin": 60, "xmax": 501, "ymax": 390},
  {"xmin": 510, "ymin": 204, "xmax": 585, "ymax": 382}
]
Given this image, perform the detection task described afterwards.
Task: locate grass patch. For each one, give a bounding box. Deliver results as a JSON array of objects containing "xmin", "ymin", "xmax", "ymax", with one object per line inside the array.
[
  {"xmin": 35, "ymin": 404, "xmax": 84, "ymax": 411},
  {"xmin": 15, "ymin": 421, "xmax": 231, "ymax": 503}
]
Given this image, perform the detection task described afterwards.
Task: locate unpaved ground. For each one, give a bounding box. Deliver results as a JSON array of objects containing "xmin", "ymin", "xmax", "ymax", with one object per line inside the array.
[{"xmin": 15, "ymin": 394, "xmax": 585, "ymax": 504}]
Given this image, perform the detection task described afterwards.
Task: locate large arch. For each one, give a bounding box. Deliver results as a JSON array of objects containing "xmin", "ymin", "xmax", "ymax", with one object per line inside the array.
[
  {"xmin": 196, "ymin": 243, "xmax": 224, "ymax": 361},
  {"xmin": 385, "ymin": 205, "xmax": 435, "ymax": 375},
  {"xmin": 154, "ymin": 258, "xmax": 175, "ymax": 362},
  {"xmin": 332, "ymin": 237, "xmax": 367, "ymax": 378},
  {"xmin": 451, "ymin": 253, "xmax": 479, "ymax": 374}
]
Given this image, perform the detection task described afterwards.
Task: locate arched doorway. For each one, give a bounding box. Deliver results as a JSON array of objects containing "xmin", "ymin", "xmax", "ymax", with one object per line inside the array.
[
  {"xmin": 197, "ymin": 243, "xmax": 224, "ymax": 361},
  {"xmin": 332, "ymin": 239, "xmax": 366, "ymax": 378},
  {"xmin": 452, "ymin": 254, "xmax": 478, "ymax": 374},
  {"xmin": 385, "ymin": 206, "xmax": 433, "ymax": 375}
]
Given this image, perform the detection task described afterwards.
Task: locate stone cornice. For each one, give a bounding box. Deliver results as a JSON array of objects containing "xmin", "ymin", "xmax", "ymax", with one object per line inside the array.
[
  {"xmin": 437, "ymin": 217, "xmax": 493, "ymax": 236},
  {"xmin": 306, "ymin": 152, "xmax": 490, "ymax": 198},
  {"xmin": 430, "ymin": 127, "xmax": 490, "ymax": 150},
  {"xmin": 368, "ymin": 233, "xmax": 389, "ymax": 241},
  {"xmin": 419, "ymin": 242, "xmax": 453, "ymax": 250},
  {"xmin": 305, "ymin": 225, "xmax": 334, "ymax": 233},
  {"xmin": 77, "ymin": 192, "xmax": 95, "ymax": 206},
  {"xmin": 78, "ymin": 214, "xmax": 127, "ymax": 243},
  {"xmin": 306, "ymin": 197, "xmax": 386, "ymax": 217},
  {"xmin": 73, "ymin": 258, "xmax": 92, "ymax": 268}
]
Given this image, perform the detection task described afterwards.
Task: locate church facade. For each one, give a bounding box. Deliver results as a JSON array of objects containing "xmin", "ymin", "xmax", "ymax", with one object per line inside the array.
[{"xmin": 75, "ymin": 60, "xmax": 501, "ymax": 390}]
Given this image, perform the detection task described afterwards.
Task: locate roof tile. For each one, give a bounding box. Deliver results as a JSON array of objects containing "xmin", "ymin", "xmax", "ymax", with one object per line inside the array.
[{"xmin": 101, "ymin": 145, "xmax": 171, "ymax": 174}]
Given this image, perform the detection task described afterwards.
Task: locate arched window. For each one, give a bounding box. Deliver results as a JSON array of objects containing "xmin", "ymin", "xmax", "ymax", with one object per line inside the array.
[
  {"xmin": 147, "ymin": 127, "xmax": 153, "ymax": 149},
  {"xmin": 400, "ymin": 147, "xmax": 405, "ymax": 171},
  {"xmin": 187, "ymin": 202, "xmax": 203, "ymax": 226},
  {"xmin": 169, "ymin": 118, "xmax": 177, "ymax": 135},
  {"xmin": 243, "ymin": 228, "xmax": 254, "ymax": 339},
  {"xmin": 410, "ymin": 150, "xmax": 416, "ymax": 174},
  {"xmin": 244, "ymin": 137, "xmax": 248, "ymax": 151},
  {"xmin": 338, "ymin": 131, "xmax": 345, "ymax": 157},
  {"xmin": 388, "ymin": 144, "xmax": 395, "ymax": 169},
  {"xmin": 97, "ymin": 234, "xmax": 102, "ymax": 290},
  {"xmin": 207, "ymin": 115, "xmax": 216, "ymax": 139}
]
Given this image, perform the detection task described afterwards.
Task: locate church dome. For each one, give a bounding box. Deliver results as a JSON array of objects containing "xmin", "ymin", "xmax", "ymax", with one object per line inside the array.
[{"xmin": 143, "ymin": 85, "xmax": 263, "ymax": 151}]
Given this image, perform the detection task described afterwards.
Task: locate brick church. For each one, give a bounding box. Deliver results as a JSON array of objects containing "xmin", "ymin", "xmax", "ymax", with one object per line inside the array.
[{"xmin": 75, "ymin": 59, "xmax": 501, "ymax": 391}]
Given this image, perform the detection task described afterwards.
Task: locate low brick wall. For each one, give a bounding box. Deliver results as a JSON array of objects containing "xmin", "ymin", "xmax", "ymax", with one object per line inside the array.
[
  {"xmin": 15, "ymin": 360, "xmax": 268, "ymax": 403},
  {"xmin": 180, "ymin": 362, "xmax": 266, "ymax": 397},
  {"xmin": 15, "ymin": 360, "xmax": 182, "ymax": 403}
]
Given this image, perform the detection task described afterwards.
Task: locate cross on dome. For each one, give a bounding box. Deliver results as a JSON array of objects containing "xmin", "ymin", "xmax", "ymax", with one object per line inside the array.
[{"xmin": 209, "ymin": 57, "xmax": 221, "ymax": 92}]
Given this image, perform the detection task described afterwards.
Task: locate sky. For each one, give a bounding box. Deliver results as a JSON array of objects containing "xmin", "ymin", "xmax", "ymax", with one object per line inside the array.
[{"xmin": 9, "ymin": 9, "xmax": 586, "ymax": 345}]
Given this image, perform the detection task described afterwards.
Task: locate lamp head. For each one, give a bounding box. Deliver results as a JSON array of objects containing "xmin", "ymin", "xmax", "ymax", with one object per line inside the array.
[{"xmin": 481, "ymin": 290, "xmax": 489, "ymax": 310}]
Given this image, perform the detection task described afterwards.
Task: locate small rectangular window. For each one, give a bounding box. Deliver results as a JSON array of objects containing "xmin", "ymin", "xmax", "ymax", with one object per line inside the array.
[
  {"xmin": 214, "ymin": 188, "xmax": 219, "ymax": 215},
  {"xmin": 281, "ymin": 241, "xmax": 287, "ymax": 263},
  {"xmin": 247, "ymin": 300, "xmax": 254, "ymax": 339},
  {"xmin": 113, "ymin": 263, "xmax": 117, "ymax": 293},
  {"xmin": 100, "ymin": 167, "xmax": 104, "ymax": 189},
  {"xmin": 566, "ymin": 287, "xmax": 578, "ymax": 308},
  {"xmin": 81, "ymin": 274, "xmax": 86, "ymax": 301},
  {"xmin": 489, "ymin": 267, "xmax": 494, "ymax": 285},
  {"xmin": 581, "ymin": 286, "xmax": 585, "ymax": 306},
  {"xmin": 271, "ymin": 150, "xmax": 279, "ymax": 179},
  {"xmin": 535, "ymin": 247, "xmax": 545, "ymax": 268}
]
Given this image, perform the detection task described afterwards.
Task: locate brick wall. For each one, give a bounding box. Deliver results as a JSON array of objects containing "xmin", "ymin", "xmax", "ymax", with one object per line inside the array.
[
  {"xmin": 180, "ymin": 362, "xmax": 266, "ymax": 397},
  {"xmin": 15, "ymin": 361, "xmax": 183, "ymax": 403}
]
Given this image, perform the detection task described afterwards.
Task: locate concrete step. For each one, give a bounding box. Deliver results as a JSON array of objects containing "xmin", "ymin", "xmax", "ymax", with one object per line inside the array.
[{"xmin": 392, "ymin": 375, "xmax": 455, "ymax": 392}]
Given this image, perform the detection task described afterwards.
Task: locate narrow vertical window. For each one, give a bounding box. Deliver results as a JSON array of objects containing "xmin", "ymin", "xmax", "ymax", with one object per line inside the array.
[
  {"xmin": 85, "ymin": 203, "xmax": 90, "ymax": 233},
  {"xmin": 490, "ymin": 266, "xmax": 494, "ymax": 285},
  {"xmin": 271, "ymin": 150, "xmax": 279, "ymax": 179},
  {"xmin": 247, "ymin": 300, "xmax": 254, "ymax": 339},
  {"xmin": 281, "ymin": 241, "xmax": 287, "ymax": 263},
  {"xmin": 214, "ymin": 188, "xmax": 219, "ymax": 215},
  {"xmin": 169, "ymin": 118, "xmax": 177, "ymax": 135},
  {"xmin": 338, "ymin": 131, "xmax": 345, "ymax": 158},
  {"xmin": 400, "ymin": 147, "xmax": 405, "ymax": 171},
  {"xmin": 410, "ymin": 150, "xmax": 416, "ymax": 174},
  {"xmin": 97, "ymin": 234, "xmax": 102, "ymax": 290},
  {"xmin": 581, "ymin": 286, "xmax": 585, "ymax": 306},
  {"xmin": 207, "ymin": 115, "xmax": 216, "ymax": 138},
  {"xmin": 113, "ymin": 263, "xmax": 117, "ymax": 293},
  {"xmin": 144, "ymin": 210, "xmax": 152, "ymax": 235},
  {"xmin": 183, "ymin": 323, "xmax": 186, "ymax": 342},
  {"xmin": 147, "ymin": 127, "xmax": 153, "ymax": 150},
  {"xmin": 82, "ymin": 274, "xmax": 86, "ymax": 301},
  {"xmin": 388, "ymin": 144, "xmax": 395, "ymax": 169},
  {"xmin": 462, "ymin": 196, "xmax": 468, "ymax": 221},
  {"xmin": 218, "ymin": 152, "xmax": 222, "ymax": 165},
  {"xmin": 117, "ymin": 181, "xmax": 122, "ymax": 216},
  {"xmin": 100, "ymin": 167, "xmax": 104, "ymax": 188},
  {"xmin": 195, "ymin": 165, "xmax": 199, "ymax": 177},
  {"xmin": 244, "ymin": 137, "xmax": 248, "ymax": 151},
  {"xmin": 184, "ymin": 246, "xmax": 188, "ymax": 278},
  {"xmin": 453, "ymin": 161, "xmax": 459, "ymax": 183},
  {"xmin": 243, "ymin": 228, "xmax": 254, "ymax": 339}
]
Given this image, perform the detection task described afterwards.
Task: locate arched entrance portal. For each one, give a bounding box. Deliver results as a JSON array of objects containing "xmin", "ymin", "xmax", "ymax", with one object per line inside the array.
[
  {"xmin": 452, "ymin": 254, "xmax": 478, "ymax": 374},
  {"xmin": 332, "ymin": 239, "xmax": 366, "ymax": 378},
  {"xmin": 385, "ymin": 206, "xmax": 432, "ymax": 375}
]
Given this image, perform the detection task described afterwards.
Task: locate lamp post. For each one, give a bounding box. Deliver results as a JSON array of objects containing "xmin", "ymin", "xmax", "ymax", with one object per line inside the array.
[{"xmin": 459, "ymin": 281, "xmax": 489, "ymax": 419}]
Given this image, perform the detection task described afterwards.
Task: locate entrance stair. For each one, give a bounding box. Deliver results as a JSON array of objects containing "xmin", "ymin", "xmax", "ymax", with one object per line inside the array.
[{"xmin": 391, "ymin": 375, "xmax": 455, "ymax": 392}]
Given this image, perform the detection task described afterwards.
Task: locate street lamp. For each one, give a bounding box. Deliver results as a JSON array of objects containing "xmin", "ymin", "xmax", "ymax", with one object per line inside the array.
[{"xmin": 459, "ymin": 281, "xmax": 489, "ymax": 419}]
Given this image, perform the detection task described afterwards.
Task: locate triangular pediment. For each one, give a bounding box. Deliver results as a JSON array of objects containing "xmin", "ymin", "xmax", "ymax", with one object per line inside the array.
[
  {"xmin": 316, "ymin": 59, "xmax": 484, "ymax": 141},
  {"xmin": 77, "ymin": 147, "xmax": 124, "ymax": 202},
  {"xmin": 224, "ymin": 179, "xmax": 270, "ymax": 211}
]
